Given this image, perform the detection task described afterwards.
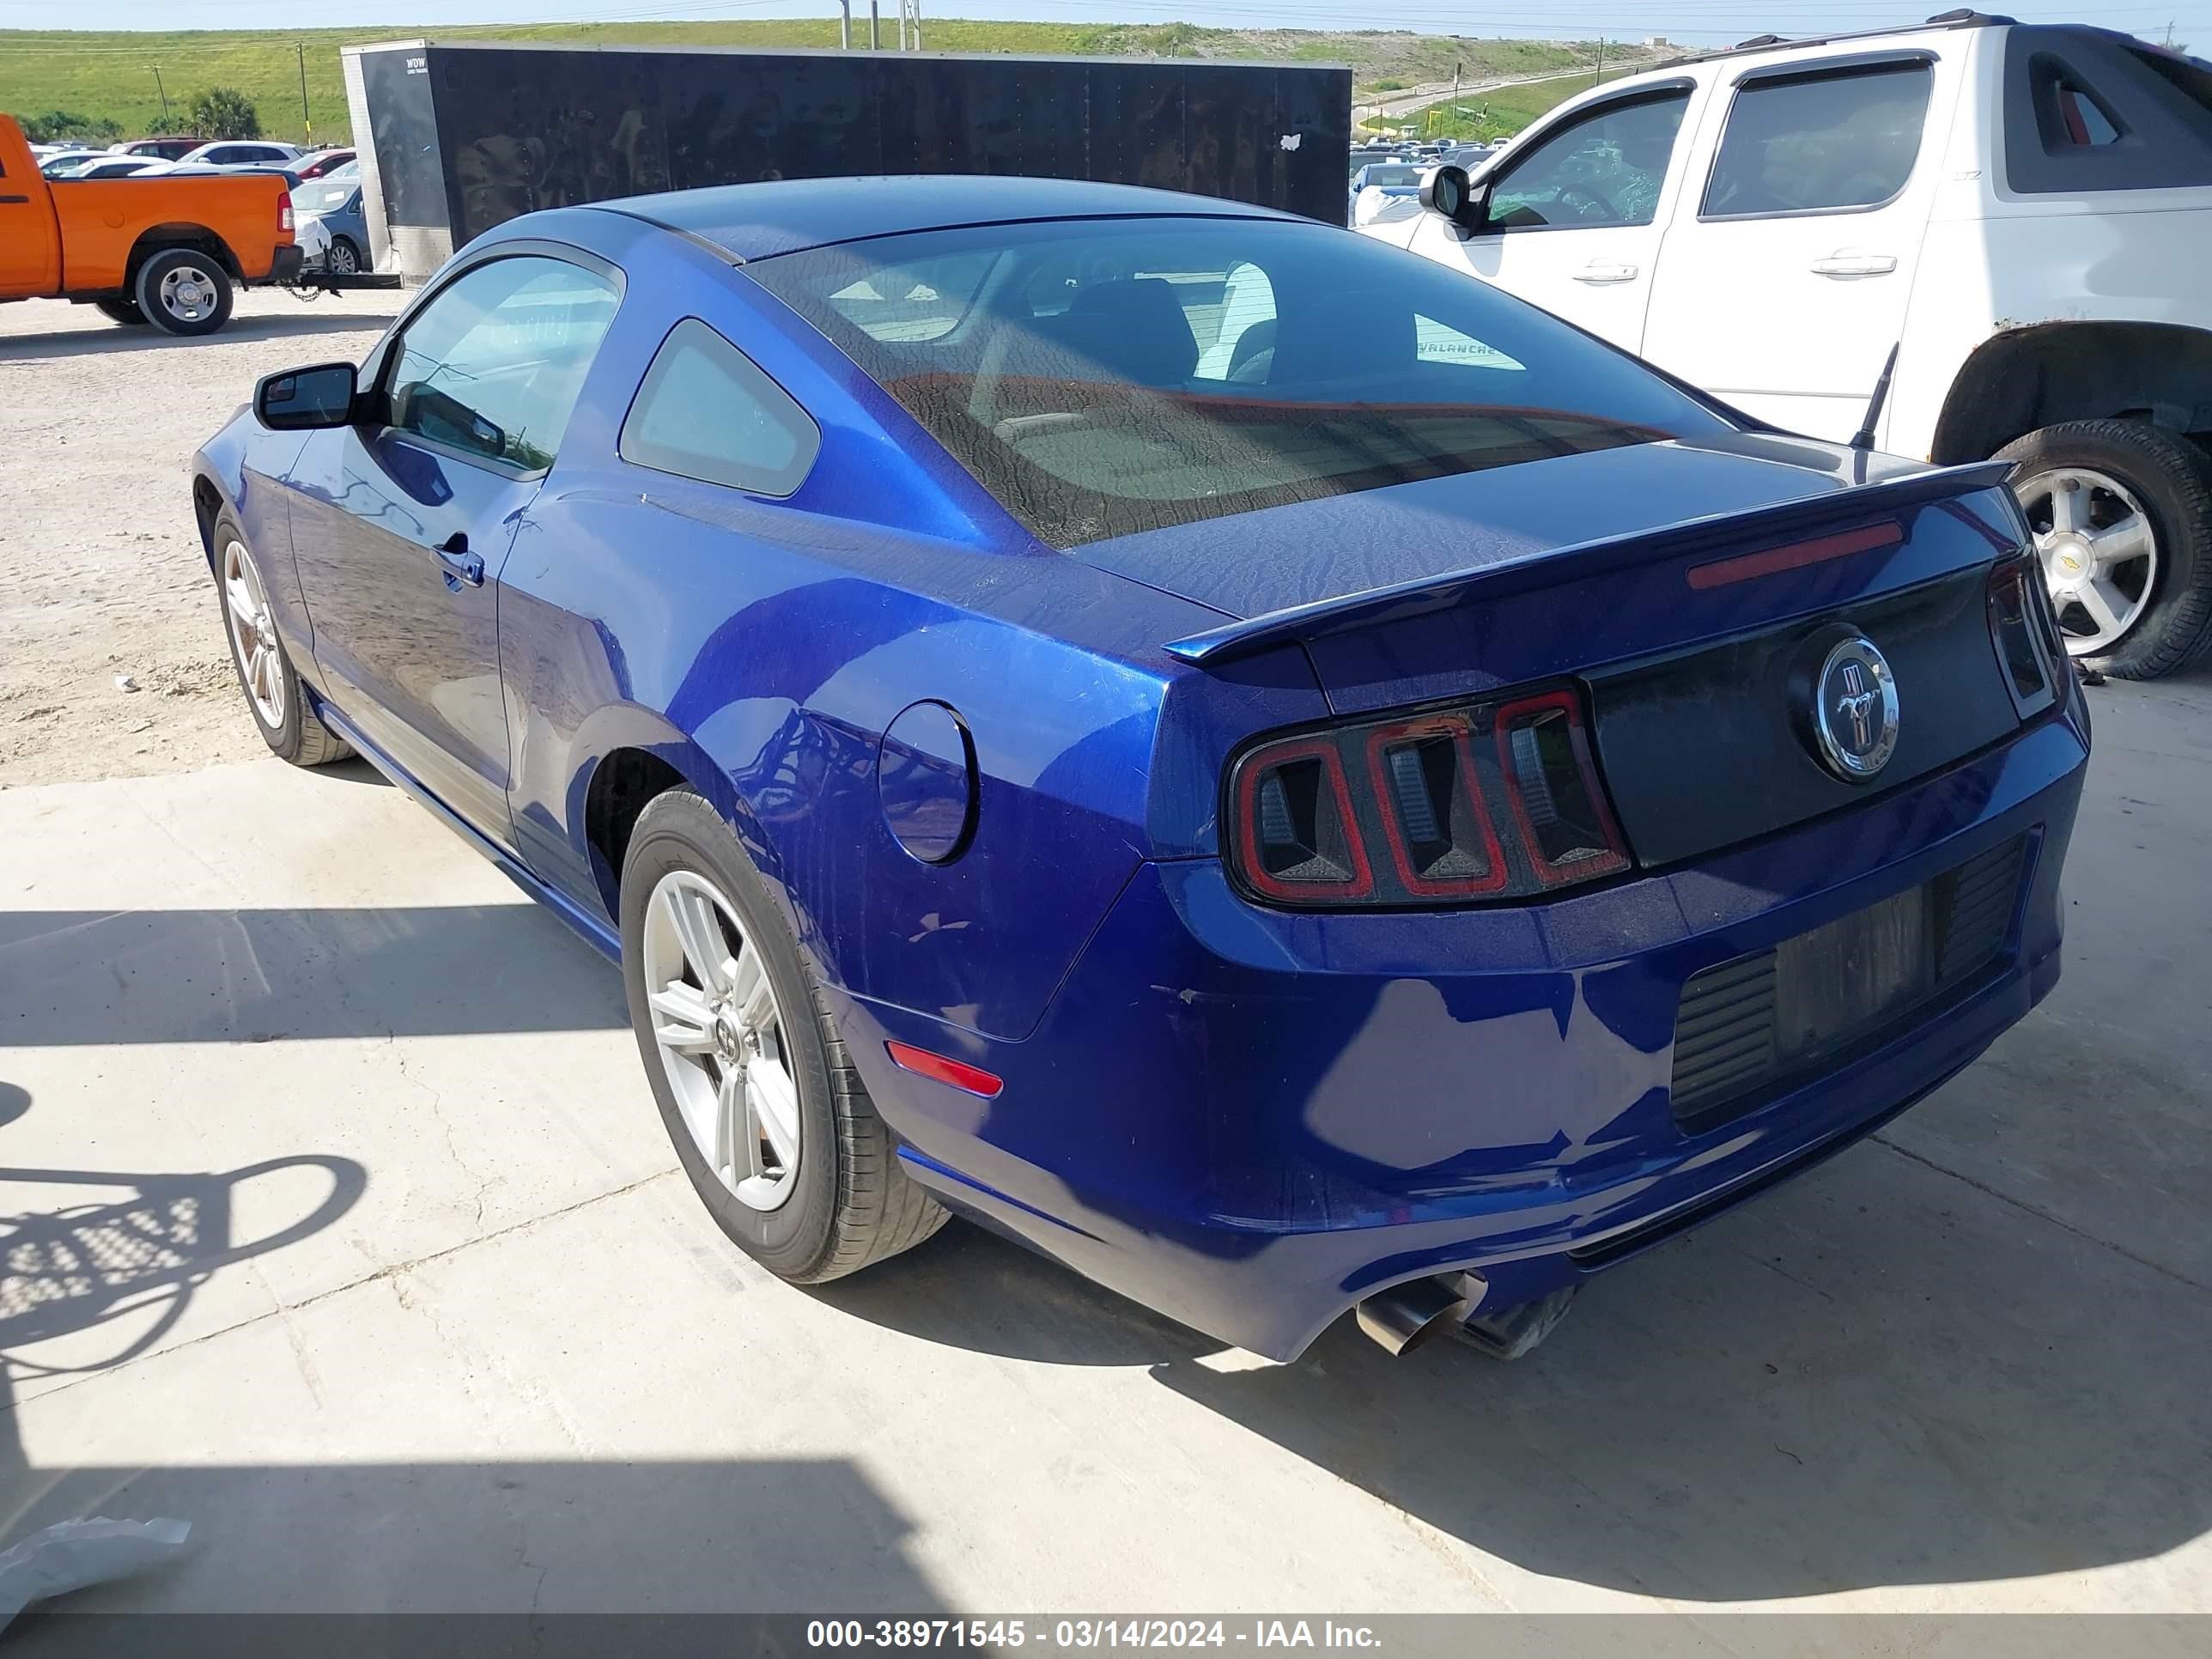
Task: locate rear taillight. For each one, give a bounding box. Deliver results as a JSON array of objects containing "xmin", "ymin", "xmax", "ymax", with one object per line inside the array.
[
  {"xmin": 1987, "ymin": 554, "xmax": 2062, "ymax": 720},
  {"xmin": 280, "ymin": 200, "xmax": 295, "ymax": 234},
  {"xmin": 1228, "ymin": 685, "xmax": 1629, "ymax": 909}
]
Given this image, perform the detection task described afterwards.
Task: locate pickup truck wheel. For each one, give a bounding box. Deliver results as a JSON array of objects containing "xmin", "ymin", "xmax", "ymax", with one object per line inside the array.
[
  {"xmin": 215, "ymin": 520, "xmax": 352, "ymax": 767},
  {"xmin": 1999, "ymin": 420, "xmax": 2212, "ymax": 679},
  {"xmin": 135, "ymin": 247, "xmax": 234, "ymax": 337},
  {"xmin": 94, "ymin": 298, "xmax": 148, "ymax": 326}
]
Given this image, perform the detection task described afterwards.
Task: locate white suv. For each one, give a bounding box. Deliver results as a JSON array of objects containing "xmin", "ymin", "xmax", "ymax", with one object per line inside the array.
[{"xmin": 1369, "ymin": 13, "xmax": 2212, "ymax": 678}]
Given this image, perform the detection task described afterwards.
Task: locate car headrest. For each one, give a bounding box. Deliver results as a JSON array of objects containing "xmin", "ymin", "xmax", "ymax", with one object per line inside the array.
[{"xmin": 1056, "ymin": 277, "xmax": 1200, "ymax": 387}]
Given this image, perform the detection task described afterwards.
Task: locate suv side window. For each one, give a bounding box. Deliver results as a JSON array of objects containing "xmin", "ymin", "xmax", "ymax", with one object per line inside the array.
[
  {"xmin": 1485, "ymin": 91, "xmax": 1692, "ymax": 231},
  {"xmin": 385, "ymin": 254, "xmax": 619, "ymax": 474},
  {"xmin": 618, "ymin": 318, "xmax": 820, "ymax": 497},
  {"xmin": 1702, "ymin": 62, "xmax": 1935, "ymax": 218}
]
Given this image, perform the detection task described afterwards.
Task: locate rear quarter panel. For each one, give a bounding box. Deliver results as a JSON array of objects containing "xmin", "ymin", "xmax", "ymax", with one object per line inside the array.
[
  {"xmin": 52, "ymin": 173, "xmax": 292, "ymax": 290},
  {"xmin": 490, "ymin": 221, "xmax": 1325, "ymax": 1042}
]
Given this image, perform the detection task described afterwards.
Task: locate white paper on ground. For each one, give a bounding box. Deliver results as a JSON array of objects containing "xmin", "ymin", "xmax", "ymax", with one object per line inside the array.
[{"xmin": 0, "ymin": 1517, "xmax": 192, "ymax": 1629}]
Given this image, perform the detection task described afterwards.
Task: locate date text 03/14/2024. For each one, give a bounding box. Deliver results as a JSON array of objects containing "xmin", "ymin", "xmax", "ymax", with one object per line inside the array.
[{"xmin": 805, "ymin": 1620, "xmax": 1383, "ymax": 1649}]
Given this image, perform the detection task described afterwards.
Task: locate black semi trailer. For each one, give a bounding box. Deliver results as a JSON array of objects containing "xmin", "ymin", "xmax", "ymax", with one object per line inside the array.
[{"xmin": 338, "ymin": 40, "xmax": 1353, "ymax": 279}]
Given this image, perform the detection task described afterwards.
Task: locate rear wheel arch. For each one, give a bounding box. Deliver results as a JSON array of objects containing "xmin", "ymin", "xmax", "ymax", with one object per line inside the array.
[
  {"xmin": 578, "ymin": 730, "xmax": 786, "ymax": 937},
  {"xmin": 126, "ymin": 223, "xmax": 242, "ymax": 286},
  {"xmin": 1930, "ymin": 321, "xmax": 2212, "ymax": 465}
]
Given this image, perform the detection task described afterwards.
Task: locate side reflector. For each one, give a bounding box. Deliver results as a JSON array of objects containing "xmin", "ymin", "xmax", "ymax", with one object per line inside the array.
[
  {"xmin": 885, "ymin": 1041, "xmax": 1003, "ymax": 1099},
  {"xmin": 1686, "ymin": 521, "xmax": 1904, "ymax": 590}
]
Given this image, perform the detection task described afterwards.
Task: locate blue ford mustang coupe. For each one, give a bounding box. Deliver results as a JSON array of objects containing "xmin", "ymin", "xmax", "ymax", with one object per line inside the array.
[{"xmin": 191, "ymin": 178, "xmax": 2087, "ymax": 1361}]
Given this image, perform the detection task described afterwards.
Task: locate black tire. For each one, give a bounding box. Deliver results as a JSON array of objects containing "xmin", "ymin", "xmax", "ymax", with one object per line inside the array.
[
  {"xmin": 211, "ymin": 515, "xmax": 353, "ymax": 767},
  {"xmin": 134, "ymin": 246, "xmax": 234, "ymax": 337},
  {"xmin": 1996, "ymin": 419, "xmax": 2212, "ymax": 679},
  {"xmin": 95, "ymin": 297, "xmax": 148, "ymax": 326},
  {"xmin": 327, "ymin": 237, "xmax": 362, "ymax": 276},
  {"xmin": 620, "ymin": 788, "xmax": 947, "ymax": 1284}
]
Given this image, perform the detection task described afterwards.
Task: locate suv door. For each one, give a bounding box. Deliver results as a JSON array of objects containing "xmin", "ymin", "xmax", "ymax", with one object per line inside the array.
[
  {"xmin": 1403, "ymin": 84, "xmax": 1701, "ymax": 350},
  {"xmin": 1642, "ymin": 52, "xmax": 1957, "ymax": 440},
  {"xmin": 285, "ymin": 250, "xmax": 619, "ymax": 842}
]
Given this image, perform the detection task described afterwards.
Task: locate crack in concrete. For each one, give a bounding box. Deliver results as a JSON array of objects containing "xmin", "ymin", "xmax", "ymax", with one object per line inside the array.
[
  {"xmin": 1871, "ymin": 1132, "xmax": 2212, "ymax": 1299},
  {"xmin": 390, "ymin": 1030, "xmax": 495, "ymax": 1231}
]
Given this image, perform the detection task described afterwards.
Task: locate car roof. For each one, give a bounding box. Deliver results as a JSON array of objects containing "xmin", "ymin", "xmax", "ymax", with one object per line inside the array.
[{"xmin": 597, "ymin": 174, "xmax": 1305, "ymax": 263}]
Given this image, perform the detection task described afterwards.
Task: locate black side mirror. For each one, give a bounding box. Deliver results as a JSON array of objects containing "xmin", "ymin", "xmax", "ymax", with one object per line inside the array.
[
  {"xmin": 1420, "ymin": 164, "xmax": 1488, "ymax": 234},
  {"xmin": 255, "ymin": 362, "xmax": 357, "ymax": 431}
]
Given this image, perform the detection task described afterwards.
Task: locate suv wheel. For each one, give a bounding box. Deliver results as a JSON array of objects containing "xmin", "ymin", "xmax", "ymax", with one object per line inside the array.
[
  {"xmin": 1998, "ymin": 419, "xmax": 2212, "ymax": 679},
  {"xmin": 135, "ymin": 247, "xmax": 234, "ymax": 337}
]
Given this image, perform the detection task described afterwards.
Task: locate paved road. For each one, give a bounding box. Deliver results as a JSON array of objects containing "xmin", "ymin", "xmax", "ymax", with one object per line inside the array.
[{"xmin": 2, "ymin": 672, "xmax": 2208, "ymax": 1618}]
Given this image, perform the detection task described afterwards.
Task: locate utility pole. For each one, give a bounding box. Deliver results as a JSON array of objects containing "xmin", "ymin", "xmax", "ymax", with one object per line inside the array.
[
  {"xmin": 1595, "ymin": 37, "xmax": 1607, "ymax": 85},
  {"xmin": 839, "ymin": 0, "xmax": 850, "ymax": 49},
  {"xmin": 296, "ymin": 42, "xmax": 312, "ymax": 145},
  {"xmin": 912, "ymin": 0, "xmax": 921, "ymax": 51},
  {"xmin": 870, "ymin": 0, "xmax": 879, "ymax": 50},
  {"xmin": 151, "ymin": 66, "xmax": 170, "ymax": 129}
]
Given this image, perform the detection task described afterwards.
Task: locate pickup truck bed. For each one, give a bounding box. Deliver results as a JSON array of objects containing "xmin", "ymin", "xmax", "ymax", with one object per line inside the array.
[{"xmin": 0, "ymin": 114, "xmax": 301, "ymax": 337}]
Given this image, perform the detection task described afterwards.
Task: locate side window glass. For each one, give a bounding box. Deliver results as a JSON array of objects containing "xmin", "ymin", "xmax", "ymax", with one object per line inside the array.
[
  {"xmin": 1703, "ymin": 64, "xmax": 1935, "ymax": 217},
  {"xmin": 386, "ymin": 255, "xmax": 619, "ymax": 472},
  {"xmin": 1486, "ymin": 93, "xmax": 1691, "ymax": 231},
  {"xmin": 618, "ymin": 318, "xmax": 820, "ymax": 497}
]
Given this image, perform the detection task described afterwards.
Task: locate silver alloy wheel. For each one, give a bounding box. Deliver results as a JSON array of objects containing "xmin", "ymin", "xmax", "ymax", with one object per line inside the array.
[
  {"xmin": 641, "ymin": 869, "xmax": 800, "ymax": 1212},
  {"xmin": 2015, "ymin": 465, "xmax": 2159, "ymax": 656},
  {"xmin": 156, "ymin": 261, "xmax": 219, "ymax": 324},
  {"xmin": 222, "ymin": 538, "xmax": 286, "ymax": 729},
  {"xmin": 328, "ymin": 239, "xmax": 360, "ymax": 276}
]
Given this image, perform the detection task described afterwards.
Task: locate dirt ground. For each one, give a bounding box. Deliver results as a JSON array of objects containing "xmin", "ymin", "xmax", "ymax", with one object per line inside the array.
[{"xmin": 0, "ymin": 289, "xmax": 404, "ymax": 787}]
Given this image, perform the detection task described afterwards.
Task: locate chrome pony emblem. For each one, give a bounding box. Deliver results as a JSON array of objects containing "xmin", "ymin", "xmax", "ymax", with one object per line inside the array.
[{"xmin": 1811, "ymin": 636, "xmax": 1899, "ymax": 781}]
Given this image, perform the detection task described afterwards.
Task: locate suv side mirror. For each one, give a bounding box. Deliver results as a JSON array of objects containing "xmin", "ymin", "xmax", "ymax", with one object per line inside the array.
[
  {"xmin": 1420, "ymin": 165, "xmax": 1488, "ymax": 234},
  {"xmin": 255, "ymin": 362, "xmax": 357, "ymax": 430}
]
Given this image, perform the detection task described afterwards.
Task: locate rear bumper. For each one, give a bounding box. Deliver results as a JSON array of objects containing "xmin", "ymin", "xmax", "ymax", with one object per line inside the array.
[
  {"xmin": 255, "ymin": 244, "xmax": 304, "ymax": 287},
  {"xmin": 843, "ymin": 708, "xmax": 2088, "ymax": 1360}
]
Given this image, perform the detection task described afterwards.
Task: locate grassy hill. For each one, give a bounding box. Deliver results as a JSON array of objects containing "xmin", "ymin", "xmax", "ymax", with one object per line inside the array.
[
  {"xmin": 0, "ymin": 21, "xmax": 1615, "ymax": 148},
  {"xmin": 1364, "ymin": 70, "xmax": 1615, "ymax": 143}
]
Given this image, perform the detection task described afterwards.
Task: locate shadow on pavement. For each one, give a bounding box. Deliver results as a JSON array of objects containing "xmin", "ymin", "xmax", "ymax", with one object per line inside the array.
[
  {"xmin": 825, "ymin": 1127, "xmax": 2212, "ymax": 1604},
  {"xmin": 0, "ymin": 310, "xmax": 400, "ymax": 360},
  {"xmin": 0, "ymin": 904, "xmax": 624, "ymax": 1044}
]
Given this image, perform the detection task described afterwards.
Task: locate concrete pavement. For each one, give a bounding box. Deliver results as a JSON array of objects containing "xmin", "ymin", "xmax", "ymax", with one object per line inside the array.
[{"xmin": 1, "ymin": 675, "xmax": 2209, "ymax": 1615}]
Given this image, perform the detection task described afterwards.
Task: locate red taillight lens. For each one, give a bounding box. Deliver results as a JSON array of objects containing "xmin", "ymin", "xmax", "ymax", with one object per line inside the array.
[
  {"xmin": 1363, "ymin": 715, "xmax": 1506, "ymax": 898},
  {"xmin": 1234, "ymin": 738, "xmax": 1373, "ymax": 902},
  {"xmin": 1493, "ymin": 690, "xmax": 1630, "ymax": 886},
  {"xmin": 1986, "ymin": 554, "xmax": 2060, "ymax": 719},
  {"xmin": 1226, "ymin": 685, "xmax": 1630, "ymax": 910},
  {"xmin": 280, "ymin": 200, "xmax": 295, "ymax": 233}
]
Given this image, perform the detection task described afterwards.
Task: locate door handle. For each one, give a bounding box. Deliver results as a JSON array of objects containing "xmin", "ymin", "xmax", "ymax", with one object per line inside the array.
[
  {"xmin": 0, "ymin": 195, "xmax": 30, "ymax": 204},
  {"xmin": 1571, "ymin": 262, "xmax": 1640, "ymax": 284},
  {"xmin": 1811, "ymin": 252, "xmax": 1898, "ymax": 276},
  {"xmin": 434, "ymin": 532, "xmax": 484, "ymax": 589}
]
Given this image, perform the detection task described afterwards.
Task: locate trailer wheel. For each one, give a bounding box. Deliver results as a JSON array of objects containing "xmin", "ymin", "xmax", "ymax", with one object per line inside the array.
[
  {"xmin": 135, "ymin": 248, "xmax": 234, "ymax": 337},
  {"xmin": 326, "ymin": 237, "xmax": 362, "ymax": 276},
  {"xmin": 95, "ymin": 298, "xmax": 149, "ymax": 326}
]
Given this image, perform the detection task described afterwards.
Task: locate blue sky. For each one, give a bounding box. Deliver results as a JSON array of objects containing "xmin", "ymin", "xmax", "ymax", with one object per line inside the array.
[{"xmin": 6, "ymin": 0, "xmax": 2200, "ymax": 48}]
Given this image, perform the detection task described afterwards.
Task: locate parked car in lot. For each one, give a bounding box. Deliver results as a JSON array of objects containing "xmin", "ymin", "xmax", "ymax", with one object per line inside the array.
[
  {"xmin": 1371, "ymin": 15, "xmax": 2212, "ymax": 678},
  {"xmin": 38, "ymin": 150, "xmax": 110, "ymax": 178},
  {"xmin": 290, "ymin": 173, "xmax": 368, "ymax": 274},
  {"xmin": 0, "ymin": 114, "xmax": 301, "ymax": 333},
  {"xmin": 1348, "ymin": 161, "xmax": 1426, "ymax": 224},
  {"xmin": 64, "ymin": 156, "xmax": 173, "ymax": 180},
  {"xmin": 174, "ymin": 139, "xmax": 303, "ymax": 168},
  {"xmin": 191, "ymin": 177, "xmax": 2086, "ymax": 1362},
  {"xmin": 110, "ymin": 137, "xmax": 204, "ymax": 161},
  {"xmin": 292, "ymin": 148, "xmax": 356, "ymax": 180}
]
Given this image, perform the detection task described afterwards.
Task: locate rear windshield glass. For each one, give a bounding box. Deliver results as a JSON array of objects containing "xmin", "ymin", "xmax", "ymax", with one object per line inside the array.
[{"xmin": 743, "ymin": 217, "xmax": 1732, "ymax": 549}]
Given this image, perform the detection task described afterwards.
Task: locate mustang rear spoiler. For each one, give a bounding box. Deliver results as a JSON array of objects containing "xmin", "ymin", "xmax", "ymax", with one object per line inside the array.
[{"xmin": 1162, "ymin": 459, "xmax": 2016, "ymax": 667}]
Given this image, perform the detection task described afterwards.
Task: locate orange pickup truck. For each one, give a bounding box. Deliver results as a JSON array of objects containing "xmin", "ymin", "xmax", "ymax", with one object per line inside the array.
[{"xmin": 0, "ymin": 114, "xmax": 302, "ymax": 337}]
